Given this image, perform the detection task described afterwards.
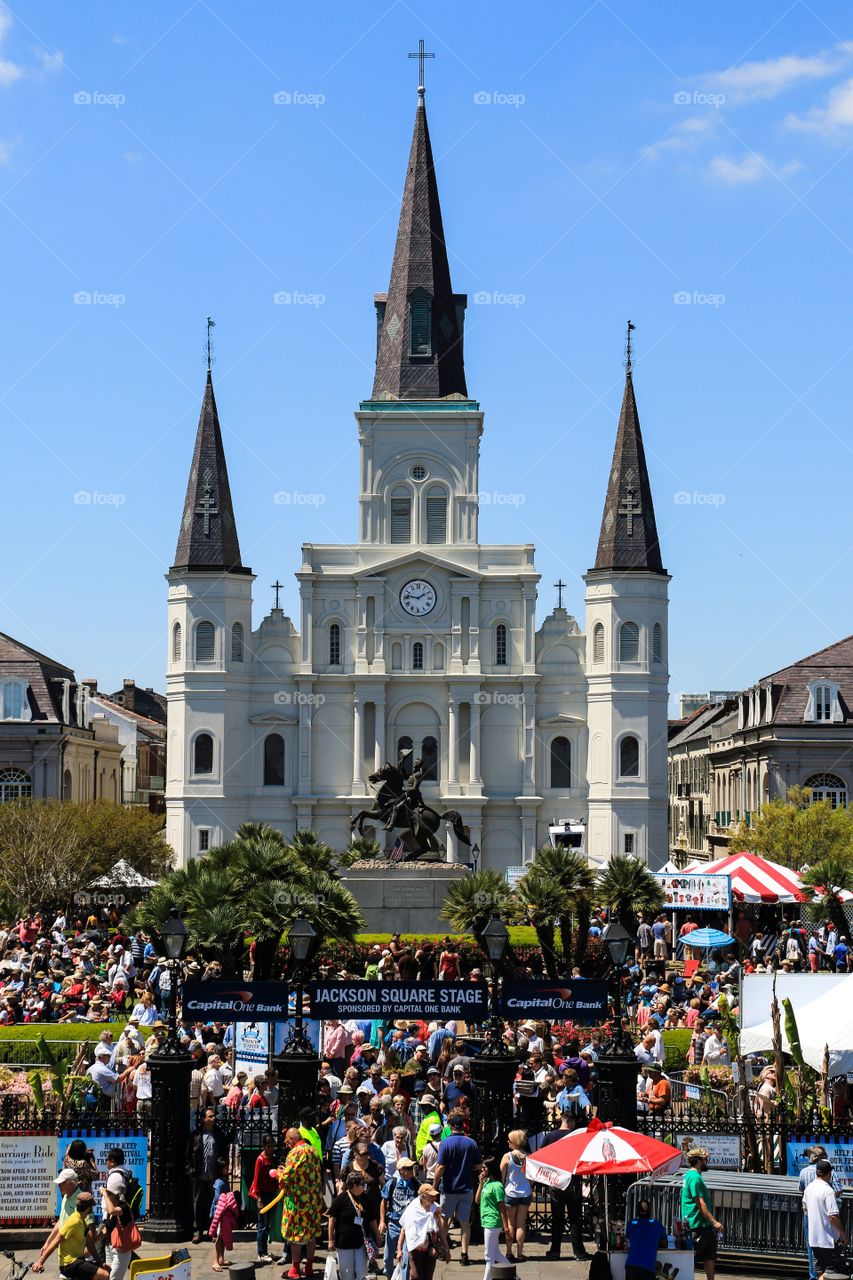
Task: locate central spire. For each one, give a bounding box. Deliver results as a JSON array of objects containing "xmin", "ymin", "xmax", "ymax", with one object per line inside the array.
[{"xmin": 371, "ymin": 71, "xmax": 467, "ymax": 401}]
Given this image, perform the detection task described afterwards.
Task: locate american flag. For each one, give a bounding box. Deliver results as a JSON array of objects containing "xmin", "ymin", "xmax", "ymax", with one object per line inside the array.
[{"xmin": 390, "ymin": 836, "xmax": 405, "ymax": 863}]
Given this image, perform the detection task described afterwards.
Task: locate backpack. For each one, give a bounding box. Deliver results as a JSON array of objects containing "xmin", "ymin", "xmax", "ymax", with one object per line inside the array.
[{"xmin": 121, "ymin": 1170, "xmax": 143, "ymax": 1217}]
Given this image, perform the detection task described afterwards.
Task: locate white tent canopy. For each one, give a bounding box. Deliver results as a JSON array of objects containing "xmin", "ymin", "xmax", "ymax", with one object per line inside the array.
[
  {"xmin": 89, "ymin": 859, "xmax": 157, "ymax": 890},
  {"xmin": 740, "ymin": 973, "xmax": 853, "ymax": 1075}
]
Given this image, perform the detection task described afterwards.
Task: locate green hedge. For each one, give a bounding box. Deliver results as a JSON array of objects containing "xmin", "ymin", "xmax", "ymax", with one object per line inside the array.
[
  {"xmin": 662, "ymin": 1028, "xmax": 692, "ymax": 1072},
  {"xmin": 355, "ymin": 928, "xmax": 540, "ymax": 948},
  {"xmin": 0, "ymin": 1021, "xmax": 129, "ymax": 1042}
]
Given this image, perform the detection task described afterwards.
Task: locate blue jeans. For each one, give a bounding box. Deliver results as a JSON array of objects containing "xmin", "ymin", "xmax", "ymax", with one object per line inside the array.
[
  {"xmin": 257, "ymin": 1209, "xmax": 271, "ymax": 1258},
  {"xmin": 384, "ymin": 1222, "xmax": 406, "ymax": 1278}
]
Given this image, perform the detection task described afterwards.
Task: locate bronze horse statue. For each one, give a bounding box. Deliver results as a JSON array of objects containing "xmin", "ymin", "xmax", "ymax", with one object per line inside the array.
[{"xmin": 351, "ymin": 757, "xmax": 470, "ymax": 861}]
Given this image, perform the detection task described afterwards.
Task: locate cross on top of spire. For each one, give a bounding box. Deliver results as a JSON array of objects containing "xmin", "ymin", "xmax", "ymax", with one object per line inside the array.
[
  {"xmin": 554, "ymin": 579, "xmax": 567, "ymax": 609},
  {"xmin": 408, "ymin": 38, "xmax": 435, "ymax": 95},
  {"xmin": 625, "ymin": 319, "xmax": 636, "ymax": 374}
]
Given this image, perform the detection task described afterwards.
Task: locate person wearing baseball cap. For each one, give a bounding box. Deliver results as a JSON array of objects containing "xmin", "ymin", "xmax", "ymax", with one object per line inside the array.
[
  {"xmin": 34, "ymin": 1181, "xmax": 107, "ymax": 1280},
  {"xmin": 380, "ymin": 1155, "xmax": 421, "ymax": 1276},
  {"xmin": 682, "ymin": 1149, "xmax": 722, "ymax": 1280}
]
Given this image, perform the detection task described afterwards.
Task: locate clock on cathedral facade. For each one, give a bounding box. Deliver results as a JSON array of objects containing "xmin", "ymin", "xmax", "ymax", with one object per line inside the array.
[{"xmin": 164, "ymin": 78, "xmax": 670, "ymax": 872}]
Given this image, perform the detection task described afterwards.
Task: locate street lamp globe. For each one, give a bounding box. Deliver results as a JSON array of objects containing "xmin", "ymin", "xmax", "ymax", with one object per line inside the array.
[
  {"xmin": 602, "ymin": 920, "xmax": 633, "ymax": 968},
  {"xmin": 288, "ymin": 914, "xmax": 318, "ymax": 966},
  {"xmin": 160, "ymin": 906, "xmax": 189, "ymax": 962},
  {"xmin": 480, "ymin": 916, "xmax": 509, "ymax": 964}
]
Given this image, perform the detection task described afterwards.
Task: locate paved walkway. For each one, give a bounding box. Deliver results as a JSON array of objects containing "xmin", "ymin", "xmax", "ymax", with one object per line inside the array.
[{"xmin": 8, "ymin": 1235, "xmax": 785, "ymax": 1280}]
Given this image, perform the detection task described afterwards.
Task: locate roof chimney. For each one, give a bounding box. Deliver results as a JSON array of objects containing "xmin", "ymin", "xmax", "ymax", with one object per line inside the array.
[
  {"xmin": 82, "ymin": 678, "xmax": 97, "ymax": 693},
  {"xmin": 122, "ymin": 678, "xmax": 135, "ymax": 712}
]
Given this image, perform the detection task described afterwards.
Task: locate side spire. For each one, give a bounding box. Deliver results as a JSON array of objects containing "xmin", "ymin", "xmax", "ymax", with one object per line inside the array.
[
  {"xmin": 171, "ymin": 360, "xmax": 249, "ymax": 575},
  {"xmin": 591, "ymin": 324, "xmax": 665, "ymax": 574},
  {"xmin": 371, "ymin": 59, "xmax": 467, "ymax": 401}
]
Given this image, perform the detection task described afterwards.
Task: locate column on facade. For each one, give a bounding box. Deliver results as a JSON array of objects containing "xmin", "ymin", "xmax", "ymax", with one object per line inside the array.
[
  {"xmin": 373, "ymin": 694, "xmax": 386, "ymax": 770},
  {"xmin": 446, "ymin": 828, "xmax": 459, "ymax": 865},
  {"xmin": 522, "ymin": 683, "xmax": 536, "ymax": 792},
  {"xmin": 521, "ymin": 809, "xmax": 537, "ymax": 864},
  {"xmin": 447, "ymin": 694, "xmax": 459, "ymax": 790},
  {"xmin": 468, "ymin": 592, "xmax": 480, "ymax": 668},
  {"xmin": 523, "ymin": 584, "xmax": 536, "ymax": 666},
  {"xmin": 450, "ymin": 591, "xmax": 462, "ymax": 668},
  {"xmin": 300, "ymin": 584, "xmax": 314, "ymax": 670},
  {"xmin": 298, "ymin": 681, "xmax": 313, "ymax": 791},
  {"xmin": 352, "ymin": 693, "xmax": 363, "ymax": 794},
  {"xmin": 371, "ymin": 587, "xmax": 385, "ymax": 670},
  {"xmin": 355, "ymin": 590, "xmax": 368, "ymax": 668},
  {"xmin": 469, "ymin": 693, "xmax": 482, "ymax": 789}
]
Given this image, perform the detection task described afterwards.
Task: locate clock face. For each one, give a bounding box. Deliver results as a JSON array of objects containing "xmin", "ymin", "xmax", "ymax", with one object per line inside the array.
[{"xmin": 400, "ymin": 579, "xmax": 437, "ymax": 617}]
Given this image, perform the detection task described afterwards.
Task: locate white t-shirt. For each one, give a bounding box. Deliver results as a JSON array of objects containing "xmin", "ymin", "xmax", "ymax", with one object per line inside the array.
[
  {"xmin": 204, "ymin": 1066, "xmax": 225, "ymax": 1098},
  {"xmin": 804, "ymin": 1177, "xmax": 841, "ymax": 1248}
]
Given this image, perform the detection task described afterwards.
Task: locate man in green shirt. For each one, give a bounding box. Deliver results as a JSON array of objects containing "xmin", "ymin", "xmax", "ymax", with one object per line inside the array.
[{"xmin": 681, "ymin": 1149, "xmax": 723, "ymax": 1280}]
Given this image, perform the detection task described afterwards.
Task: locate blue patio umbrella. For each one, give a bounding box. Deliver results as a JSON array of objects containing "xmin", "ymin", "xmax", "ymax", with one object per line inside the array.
[{"xmin": 685, "ymin": 926, "xmax": 736, "ymax": 949}]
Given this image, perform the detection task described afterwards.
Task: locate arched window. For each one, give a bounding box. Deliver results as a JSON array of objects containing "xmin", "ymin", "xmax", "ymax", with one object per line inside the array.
[
  {"xmin": 329, "ymin": 623, "xmax": 341, "ymax": 665},
  {"xmin": 652, "ymin": 623, "xmax": 662, "ymax": 664},
  {"xmin": 397, "ymin": 736, "xmax": 413, "ymax": 767},
  {"xmin": 193, "ymin": 733, "xmax": 213, "ymax": 775},
  {"xmin": 172, "ymin": 622, "xmax": 182, "ymax": 663},
  {"xmin": 593, "ymin": 623, "xmax": 605, "ymax": 664},
  {"xmin": 390, "ymin": 488, "xmax": 411, "ymax": 543},
  {"xmin": 495, "ymin": 623, "xmax": 508, "ymax": 666},
  {"xmin": 619, "ymin": 621, "xmax": 640, "ymax": 663},
  {"xmin": 413, "ymin": 641, "xmax": 424, "ymax": 670},
  {"xmin": 619, "ymin": 735, "xmax": 640, "ymax": 778},
  {"xmin": 0, "ymin": 768, "xmax": 31, "ymax": 801},
  {"xmin": 409, "ymin": 291, "xmax": 432, "ymax": 356},
  {"xmin": 805, "ymin": 773, "xmax": 848, "ymax": 809},
  {"xmin": 550, "ymin": 737, "xmax": 571, "ymax": 788},
  {"xmin": 231, "ymin": 622, "xmax": 244, "ymax": 663},
  {"xmin": 422, "ymin": 735, "xmax": 438, "ymax": 782},
  {"xmin": 195, "ymin": 621, "xmax": 215, "ymax": 663},
  {"xmin": 263, "ymin": 733, "xmax": 285, "ymax": 786},
  {"xmin": 425, "ymin": 486, "xmax": 447, "ymax": 543}
]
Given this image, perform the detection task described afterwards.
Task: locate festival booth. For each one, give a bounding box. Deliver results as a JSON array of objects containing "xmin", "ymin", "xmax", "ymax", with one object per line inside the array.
[
  {"xmin": 74, "ymin": 859, "xmax": 157, "ymax": 913},
  {"xmin": 740, "ymin": 972, "xmax": 853, "ymax": 1075}
]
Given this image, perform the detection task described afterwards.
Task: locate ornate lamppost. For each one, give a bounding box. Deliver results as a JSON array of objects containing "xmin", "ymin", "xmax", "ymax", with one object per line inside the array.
[
  {"xmin": 146, "ymin": 906, "xmax": 193, "ymax": 1242},
  {"xmin": 273, "ymin": 915, "xmax": 321, "ymax": 1126},
  {"xmin": 596, "ymin": 920, "xmax": 637, "ymax": 1131},
  {"xmin": 470, "ymin": 916, "xmax": 519, "ymax": 1154}
]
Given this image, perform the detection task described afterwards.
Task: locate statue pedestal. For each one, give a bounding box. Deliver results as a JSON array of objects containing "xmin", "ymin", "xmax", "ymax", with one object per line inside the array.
[{"xmin": 344, "ymin": 860, "xmax": 471, "ymax": 934}]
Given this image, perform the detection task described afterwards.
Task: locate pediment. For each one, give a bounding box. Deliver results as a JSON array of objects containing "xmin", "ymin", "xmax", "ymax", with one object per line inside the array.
[
  {"xmin": 356, "ymin": 551, "xmax": 482, "ymax": 580},
  {"xmin": 248, "ymin": 711, "xmax": 298, "ymax": 725}
]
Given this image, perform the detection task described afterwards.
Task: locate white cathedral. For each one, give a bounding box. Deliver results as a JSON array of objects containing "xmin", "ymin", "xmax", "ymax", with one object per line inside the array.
[{"xmin": 165, "ymin": 83, "xmax": 670, "ymax": 871}]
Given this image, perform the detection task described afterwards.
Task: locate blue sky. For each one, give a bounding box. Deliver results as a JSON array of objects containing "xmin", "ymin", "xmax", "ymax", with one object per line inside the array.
[{"xmin": 1, "ymin": 1, "xmax": 853, "ymax": 708}]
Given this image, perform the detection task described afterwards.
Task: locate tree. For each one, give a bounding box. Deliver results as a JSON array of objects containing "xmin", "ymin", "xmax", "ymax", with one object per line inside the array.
[
  {"xmin": 730, "ymin": 788, "xmax": 853, "ymax": 871},
  {"xmin": 129, "ymin": 828, "xmax": 364, "ymax": 978},
  {"xmin": 597, "ymin": 855, "xmax": 666, "ymax": 932},
  {"xmin": 0, "ymin": 800, "xmax": 173, "ymax": 912},
  {"xmin": 801, "ymin": 855, "xmax": 853, "ymax": 936},
  {"xmin": 441, "ymin": 869, "xmax": 514, "ymax": 939},
  {"xmin": 517, "ymin": 847, "xmax": 596, "ymax": 976}
]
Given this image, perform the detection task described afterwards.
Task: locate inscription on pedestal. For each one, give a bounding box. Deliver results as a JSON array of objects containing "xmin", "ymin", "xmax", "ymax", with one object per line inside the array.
[{"xmin": 384, "ymin": 883, "xmax": 435, "ymax": 909}]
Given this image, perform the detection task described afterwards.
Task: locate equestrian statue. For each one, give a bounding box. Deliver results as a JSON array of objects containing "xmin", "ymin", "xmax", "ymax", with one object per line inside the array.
[{"xmin": 350, "ymin": 749, "xmax": 471, "ymax": 862}]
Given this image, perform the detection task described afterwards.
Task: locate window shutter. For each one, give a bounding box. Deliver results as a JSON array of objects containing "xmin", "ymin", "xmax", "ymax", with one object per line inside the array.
[
  {"xmin": 195, "ymin": 621, "xmax": 215, "ymax": 662},
  {"xmin": 410, "ymin": 297, "xmax": 432, "ymax": 355},
  {"xmin": 593, "ymin": 624, "xmax": 604, "ymax": 664},
  {"xmin": 425, "ymin": 489, "xmax": 447, "ymax": 544},
  {"xmin": 390, "ymin": 497, "xmax": 411, "ymax": 543}
]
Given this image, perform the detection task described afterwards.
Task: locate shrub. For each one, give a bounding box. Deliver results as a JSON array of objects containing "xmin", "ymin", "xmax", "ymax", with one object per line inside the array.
[{"xmin": 662, "ymin": 1028, "xmax": 692, "ymax": 1072}]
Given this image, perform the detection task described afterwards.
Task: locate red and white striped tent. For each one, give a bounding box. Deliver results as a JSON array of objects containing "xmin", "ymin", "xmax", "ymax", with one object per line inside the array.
[{"xmin": 682, "ymin": 850, "xmax": 806, "ymax": 904}]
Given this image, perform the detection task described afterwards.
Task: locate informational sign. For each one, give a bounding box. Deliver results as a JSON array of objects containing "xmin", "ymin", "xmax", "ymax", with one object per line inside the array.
[
  {"xmin": 0, "ymin": 1132, "xmax": 58, "ymax": 1225},
  {"xmin": 787, "ymin": 1139, "xmax": 853, "ymax": 1188},
  {"xmin": 499, "ymin": 979, "xmax": 609, "ymax": 1020},
  {"xmin": 674, "ymin": 1132, "xmax": 740, "ymax": 1170},
  {"xmin": 307, "ymin": 980, "xmax": 489, "ymax": 1020},
  {"xmin": 274, "ymin": 1017, "xmax": 321, "ymax": 1055},
  {"xmin": 656, "ymin": 873, "xmax": 731, "ymax": 911},
  {"xmin": 234, "ymin": 1022, "xmax": 270, "ymax": 1077},
  {"xmin": 57, "ymin": 1132, "xmax": 148, "ymax": 1219},
  {"xmin": 505, "ymin": 866, "xmax": 526, "ymax": 889},
  {"xmin": 182, "ymin": 980, "xmax": 290, "ymax": 1022}
]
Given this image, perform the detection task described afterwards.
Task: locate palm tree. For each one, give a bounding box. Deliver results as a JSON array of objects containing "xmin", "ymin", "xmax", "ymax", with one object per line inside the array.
[
  {"xmin": 288, "ymin": 830, "xmax": 340, "ymax": 876},
  {"xmin": 597, "ymin": 854, "xmax": 666, "ymax": 933},
  {"xmin": 348, "ymin": 836, "xmax": 381, "ymax": 861},
  {"xmin": 525, "ymin": 846, "xmax": 596, "ymax": 971},
  {"xmin": 441, "ymin": 869, "xmax": 514, "ymax": 938},
  {"xmin": 802, "ymin": 855, "xmax": 853, "ymax": 936},
  {"xmin": 515, "ymin": 872, "xmax": 561, "ymax": 978}
]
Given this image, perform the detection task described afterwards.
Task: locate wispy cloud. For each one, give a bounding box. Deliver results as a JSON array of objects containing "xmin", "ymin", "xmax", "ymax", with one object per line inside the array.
[
  {"xmin": 0, "ymin": 3, "xmax": 62, "ymax": 85},
  {"xmin": 35, "ymin": 48, "xmax": 63, "ymax": 76},
  {"xmin": 708, "ymin": 152, "xmax": 802, "ymax": 185},
  {"xmin": 0, "ymin": 139, "xmax": 14, "ymax": 164},
  {"xmin": 786, "ymin": 75, "xmax": 853, "ymax": 135},
  {"xmin": 701, "ymin": 42, "xmax": 853, "ymax": 103},
  {"xmin": 644, "ymin": 114, "xmax": 719, "ymax": 159}
]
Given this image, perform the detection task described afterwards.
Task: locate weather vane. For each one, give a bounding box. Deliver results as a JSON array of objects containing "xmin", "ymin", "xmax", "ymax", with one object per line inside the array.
[
  {"xmin": 408, "ymin": 39, "xmax": 435, "ymax": 95},
  {"xmin": 206, "ymin": 316, "xmax": 216, "ymax": 371},
  {"xmin": 625, "ymin": 319, "xmax": 636, "ymax": 374}
]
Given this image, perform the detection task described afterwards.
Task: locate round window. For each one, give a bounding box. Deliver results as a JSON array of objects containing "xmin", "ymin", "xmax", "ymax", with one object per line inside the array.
[{"xmin": 410, "ymin": 464, "xmax": 428, "ymax": 481}]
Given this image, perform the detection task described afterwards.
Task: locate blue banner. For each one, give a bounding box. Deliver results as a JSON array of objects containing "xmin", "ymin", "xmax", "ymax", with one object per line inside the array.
[
  {"xmin": 787, "ymin": 1139, "xmax": 853, "ymax": 1189},
  {"xmin": 500, "ymin": 978, "xmax": 609, "ymax": 1020},
  {"xmin": 57, "ymin": 1131, "xmax": 148, "ymax": 1219}
]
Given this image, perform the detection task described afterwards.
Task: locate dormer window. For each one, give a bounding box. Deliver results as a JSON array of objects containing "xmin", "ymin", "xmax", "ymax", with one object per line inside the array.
[
  {"xmin": 409, "ymin": 292, "xmax": 432, "ymax": 356},
  {"xmin": 804, "ymin": 680, "xmax": 842, "ymax": 723},
  {"xmin": 0, "ymin": 680, "xmax": 30, "ymax": 721}
]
